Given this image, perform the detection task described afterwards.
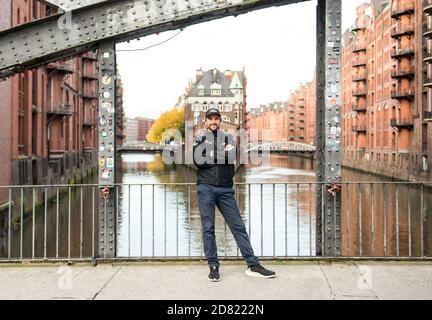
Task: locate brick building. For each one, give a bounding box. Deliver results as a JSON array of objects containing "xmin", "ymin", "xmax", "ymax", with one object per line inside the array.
[
  {"xmin": 245, "ymin": 79, "xmax": 316, "ymax": 146},
  {"xmin": 137, "ymin": 117, "xmax": 155, "ymax": 141},
  {"xmin": 125, "ymin": 117, "xmax": 155, "ymax": 143},
  {"xmin": 0, "ymin": 0, "xmax": 125, "ymax": 210},
  {"xmin": 342, "ymin": 0, "xmax": 432, "ymax": 182},
  {"xmin": 116, "ymin": 75, "xmax": 126, "ymax": 146},
  {"xmin": 249, "ymin": 0, "xmax": 431, "ymax": 183}
]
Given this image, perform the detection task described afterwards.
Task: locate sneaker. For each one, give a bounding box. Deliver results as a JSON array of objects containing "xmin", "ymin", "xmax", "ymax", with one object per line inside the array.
[
  {"xmin": 245, "ymin": 264, "xmax": 276, "ymax": 278},
  {"xmin": 208, "ymin": 266, "xmax": 220, "ymax": 282}
]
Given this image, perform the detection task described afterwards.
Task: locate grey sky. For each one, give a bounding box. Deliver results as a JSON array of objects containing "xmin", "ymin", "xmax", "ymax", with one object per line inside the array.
[{"xmin": 116, "ymin": 0, "xmax": 368, "ymax": 120}]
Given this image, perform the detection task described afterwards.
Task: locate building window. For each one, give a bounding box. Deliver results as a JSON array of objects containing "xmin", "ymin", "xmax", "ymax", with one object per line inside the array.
[
  {"xmin": 18, "ymin": 75, "xmax": 26, "ymax": 155},
  {"xmin": 211, "ymin": 89, "xmax": 222, "ymax": 96},
  {"xmin": 33, "ymin": 1, "xmax": 39, "ymax": 20},
  {"xmin": 222, "ymin": 116, "xmax": 230, "ymax": 123},
  {"xmin": 198, "ymin": 85, "xmax": 205, "ymax": 96},
  {"xmin": 192, "ymin": 102, "xmax": 201, "ymax": 112},
  {"xmin": 32, "ymin": 71, "xmax": 38, "ymax": 107},
  {"xmin": 224, "ymin": 102, "xmax": 232, "ymax": 112}
]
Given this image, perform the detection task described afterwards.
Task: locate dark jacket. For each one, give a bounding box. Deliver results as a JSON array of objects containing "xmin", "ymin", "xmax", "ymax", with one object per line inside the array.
[{"xmin": 193, "ymin": 129, "xmax": 237, "ymax": 188}]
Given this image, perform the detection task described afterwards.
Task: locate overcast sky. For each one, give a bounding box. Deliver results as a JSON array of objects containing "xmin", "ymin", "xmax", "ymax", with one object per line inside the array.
[{"xmin": 116, "ymin": 0, "xmax": 368, "ymax": 120}]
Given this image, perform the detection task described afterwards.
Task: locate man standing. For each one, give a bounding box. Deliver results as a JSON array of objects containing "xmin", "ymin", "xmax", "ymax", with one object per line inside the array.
[{"xmin": 193, "ymin": 107, "xmax": 276, "ymax": 282}]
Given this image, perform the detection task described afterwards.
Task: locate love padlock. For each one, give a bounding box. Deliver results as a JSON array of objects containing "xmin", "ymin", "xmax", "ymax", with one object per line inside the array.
[
  {"xmin": 101, "ymin": 186, "xmax": 110, "ymax": 200},
  {"xmin": 327, "ymin": 183, "xmax": 341, "ymax": 196}
]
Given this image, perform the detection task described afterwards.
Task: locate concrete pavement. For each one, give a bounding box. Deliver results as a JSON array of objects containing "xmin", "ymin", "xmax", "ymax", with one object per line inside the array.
[{"xmin": 0, "ymin": 261, "xmax": 431, "ymax": 300}]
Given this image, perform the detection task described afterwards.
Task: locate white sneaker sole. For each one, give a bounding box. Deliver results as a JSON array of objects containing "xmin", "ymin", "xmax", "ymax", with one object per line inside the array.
[
  {"xmin": 245, "ymin": 269, "xmax": 276, "ymax": 279},
  {"xmin": 207, "ymin": 276, "xmax": 220, "ymax": 282}
]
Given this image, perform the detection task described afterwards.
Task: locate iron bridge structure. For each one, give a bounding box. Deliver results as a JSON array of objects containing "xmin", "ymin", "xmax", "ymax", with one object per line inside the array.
[{"xmin": 0, "ymin": 0, "xmax": 343, "ymax": 258}]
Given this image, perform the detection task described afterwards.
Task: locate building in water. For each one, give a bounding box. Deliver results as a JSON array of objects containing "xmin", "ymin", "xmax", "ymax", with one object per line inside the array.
[
  {"xmin": 341, "ymin": 0, "xmax": 431, "ymax": 182},
  {"xmin": 124, "ymin": 117, "xmax": 156, "ymax": 143},
  {"xmin": 245, "ymin": 77, "xmax": 316, "ymax": 146},
  {"xmin": 185, "ymin": 68, "xmax": 247, "ymax": 137}
]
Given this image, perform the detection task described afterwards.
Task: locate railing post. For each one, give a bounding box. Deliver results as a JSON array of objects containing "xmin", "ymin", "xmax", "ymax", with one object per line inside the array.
[
  {"xmin": 98, "ymin": 42, "xmax": 117, "ymax": 259},
  {"xmin": 316, "ymin": 0, "xmax": 342, "ymax": 256}
]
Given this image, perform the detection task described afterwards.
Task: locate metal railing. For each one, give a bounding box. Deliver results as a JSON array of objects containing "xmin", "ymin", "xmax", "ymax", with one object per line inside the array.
[
  {"xmin": 390, "ymin": 117, "xmax": 414, "ymax": 128},
  {"xmin": 391, "ymin": 66, "xmax": 415, "ymax": 78},
  {"xmin": 0, "ymin": 182, "xmax": 430, "ymax": 262},
  {"xmin": 352, "ymin": 73, "xmax": 367, "ymax": 82},
  {"xmin": 352, "ymin": 104, "xmax": 367, "ymax": 112},
  {"xmin": 352, "ymin": 58, "xmax": 367, "ymax": 67},
  {"xmin": 391, "ymin": 1, "xmax": 415, "ymax": 17},
  {"xmin": 391, "ymin": 47, "xmax": 415, "ymax": 58},
  {"xmin": 391, "ymin": 89, "xmax": 415, "ymax": 100},
  {"xmin": 391, "ymin": 23, "xmax": 415, "ymax": 38},
  {"xmin": 352, "ymin": 89, "xmax": 367, "ymax": 97}
]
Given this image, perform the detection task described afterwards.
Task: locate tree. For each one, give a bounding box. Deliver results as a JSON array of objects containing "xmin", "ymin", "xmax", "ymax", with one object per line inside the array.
[{"xmin": 147, "ymin": 107, "xmax": 185, "ymax": 143}]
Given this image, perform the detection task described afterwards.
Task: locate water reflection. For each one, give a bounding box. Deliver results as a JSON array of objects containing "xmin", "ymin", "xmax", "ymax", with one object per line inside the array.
[{"xmin": 115, "ymin": 153, "xmax": 319, "ymax": 257}]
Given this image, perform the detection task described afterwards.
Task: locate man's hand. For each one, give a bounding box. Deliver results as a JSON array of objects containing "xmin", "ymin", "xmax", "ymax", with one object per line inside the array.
[{"xmin": 224, "ymin": 144, "xmax": 234, "ymax": 152}]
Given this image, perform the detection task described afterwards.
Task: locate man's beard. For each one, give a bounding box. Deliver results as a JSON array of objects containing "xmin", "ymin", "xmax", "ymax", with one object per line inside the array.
[{"xmin": 208, "ymin": 124, "xmax": 219, "ymax": 131}]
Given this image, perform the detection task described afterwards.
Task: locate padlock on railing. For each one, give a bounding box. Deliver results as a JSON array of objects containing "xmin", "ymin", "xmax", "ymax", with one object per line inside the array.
[
  {"xmin": 100, "ymin": 186, "xmax": 110, "ymax": 200},
  {"xmin": 327, "ymin": 183, "xmax": 341, "ymax": 197}
]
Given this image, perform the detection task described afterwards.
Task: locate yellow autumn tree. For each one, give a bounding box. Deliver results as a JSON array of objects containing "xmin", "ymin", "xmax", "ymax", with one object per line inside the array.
[{"xmin": 146, "ymin": 107, "xmax": 185, "ymax": 143}]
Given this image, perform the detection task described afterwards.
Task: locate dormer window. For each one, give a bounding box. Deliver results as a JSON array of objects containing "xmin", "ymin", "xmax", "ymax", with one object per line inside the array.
[
  {"xmin": 210, "ymin": 83, "xmax": 222, "ymax": 96},
  {"xmin": 198, "ymin": 85, "xmax": 205, "ymax": 96}
]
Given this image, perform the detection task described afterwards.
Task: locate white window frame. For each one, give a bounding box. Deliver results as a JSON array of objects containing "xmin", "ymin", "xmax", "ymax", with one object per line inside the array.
[
  {"xmin": 224, "ymin": 103, "xmax": 232, "ymax": 112},
  {"xmin": 211, "ymin": 89, "xmax": 222, "ymax": 96}
]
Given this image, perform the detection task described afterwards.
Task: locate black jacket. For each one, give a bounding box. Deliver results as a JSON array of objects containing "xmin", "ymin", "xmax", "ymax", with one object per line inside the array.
[{"xmin": 192, "ymin": 129, "xmax": 237, "ymax": 188}]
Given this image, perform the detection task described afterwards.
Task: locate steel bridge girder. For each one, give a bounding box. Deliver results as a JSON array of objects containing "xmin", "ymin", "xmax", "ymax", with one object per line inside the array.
[
  {"xmin": 40, "ymin": 0, "xmax": 107, "ymax": 11},
  {"xmin": 0, "ymin": 0, "xmax": 306, "ymax": 78}
]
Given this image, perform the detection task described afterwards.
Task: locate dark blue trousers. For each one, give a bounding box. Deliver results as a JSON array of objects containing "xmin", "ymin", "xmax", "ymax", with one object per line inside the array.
[{"xmin": 197, "ymin": 183, "xmax": 260, "ymax": 268}]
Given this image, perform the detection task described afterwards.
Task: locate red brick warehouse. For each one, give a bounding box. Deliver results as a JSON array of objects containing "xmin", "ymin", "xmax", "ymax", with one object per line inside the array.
[{"xmin": 0, "ymin": 0, "xmax": 125, "ymax": 212}]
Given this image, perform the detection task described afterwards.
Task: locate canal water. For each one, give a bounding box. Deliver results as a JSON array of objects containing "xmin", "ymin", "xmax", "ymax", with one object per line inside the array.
[{"xmin": 1, "ymin": 153, "xmax": 431, "ymax": 259}]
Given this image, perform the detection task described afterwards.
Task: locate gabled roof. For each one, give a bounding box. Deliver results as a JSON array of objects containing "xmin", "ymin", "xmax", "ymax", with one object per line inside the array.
[
  {"xmin": 229, "ymin": 72, "xmax": 243, "ymax": 90},
  {"xmin": 189, "ymin": 68, "xmax": 245, "ymax": 97}
]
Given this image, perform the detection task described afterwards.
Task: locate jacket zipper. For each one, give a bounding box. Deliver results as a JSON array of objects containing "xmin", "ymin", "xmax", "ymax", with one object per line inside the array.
[{"xmin": 215, "ymin": 138, "xmax": 219, "ymax": 185}]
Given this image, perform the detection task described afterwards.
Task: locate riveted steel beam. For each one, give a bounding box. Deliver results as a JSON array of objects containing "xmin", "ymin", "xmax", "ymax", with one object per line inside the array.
[
  {"xmin": 0, "ymin": 0, "xmax": 307, "ymax": 78},
  {"xmin": 39, "ymin": 0, "xmax": 107, "ymax": 11},
  {"xmin": 98, "ymin": 42, "xmax": 117, "ymax": 258},
  {"xmin": 315, "ymin": 0, "xmax": 325, "ymax": 256},
  {"xmin": 316, "ymin": 0, "xmax": 342, "ymax": 257}
]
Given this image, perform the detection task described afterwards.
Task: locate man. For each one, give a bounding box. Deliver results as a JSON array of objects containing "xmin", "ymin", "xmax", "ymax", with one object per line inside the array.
[{"xmin": 193, "ymin": 107, "xmax": 276, "ymax": 282}]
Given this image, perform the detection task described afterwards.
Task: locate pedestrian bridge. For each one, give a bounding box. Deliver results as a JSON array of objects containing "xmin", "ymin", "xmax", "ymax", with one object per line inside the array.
[
  {"xmin": 117, "ymin": 142, "xmax": 166, "ymax": 152},
  {"xmin": 244, "ymin": 142, "xmax": 316, "ymax": 153},
  {"xmin": 0, "ymin": 0, "xmax": 347, "ymax": 258}
]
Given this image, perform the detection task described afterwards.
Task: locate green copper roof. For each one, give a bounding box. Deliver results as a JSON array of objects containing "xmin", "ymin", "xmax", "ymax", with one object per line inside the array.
[{"xmin": 229, "ymin": 72, "xmax": 243, "ymax": 90}]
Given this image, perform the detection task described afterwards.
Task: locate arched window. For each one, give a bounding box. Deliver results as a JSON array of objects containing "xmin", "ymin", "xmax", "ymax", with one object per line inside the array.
[
  {"xmin": 202, "ymin": 102, "xmax": 208, "ymax": 111},
  {"xmin": 193, "ymin": 102, "xmax": 200, "ymax": 112},
  {"xmin": 224, "ymin": 102, "xmax": 232, "ymax": 112}
]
